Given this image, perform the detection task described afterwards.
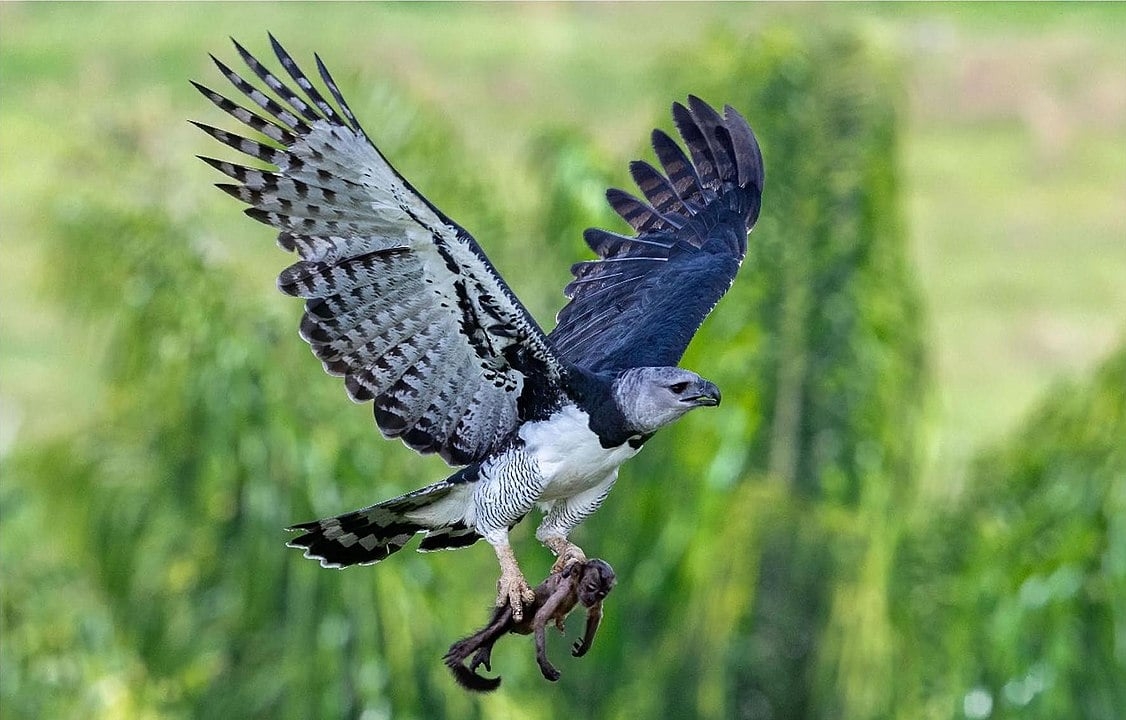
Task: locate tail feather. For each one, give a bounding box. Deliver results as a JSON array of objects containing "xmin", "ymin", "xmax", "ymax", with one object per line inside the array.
[
  {"xmin": 287, "ymin": 480, "xmax": 478, "ymax": 567},
  {"xmin": 418, "ymin": 523, "xmax": 482, "ymax": 552}
]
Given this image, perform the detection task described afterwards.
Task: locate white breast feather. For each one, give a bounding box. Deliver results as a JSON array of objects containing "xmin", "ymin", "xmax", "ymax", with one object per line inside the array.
[{"xmin": 519, "ymin": 404, "xmax": 640, "ymax": 500}]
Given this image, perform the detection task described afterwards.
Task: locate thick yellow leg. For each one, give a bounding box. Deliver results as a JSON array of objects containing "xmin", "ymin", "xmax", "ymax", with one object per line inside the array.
[
  {"xmin": 542, "ymin": 535, "xmax": 588, "ymax": 574},
  {"xmin": 493, "ymin": 542, "xmax": 536, "ymax": 622}
]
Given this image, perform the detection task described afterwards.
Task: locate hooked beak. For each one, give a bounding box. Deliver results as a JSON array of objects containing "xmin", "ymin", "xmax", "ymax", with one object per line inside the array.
[{"xmin": 686, "ymin": 380, "xmax": 721, "ymax": 407}]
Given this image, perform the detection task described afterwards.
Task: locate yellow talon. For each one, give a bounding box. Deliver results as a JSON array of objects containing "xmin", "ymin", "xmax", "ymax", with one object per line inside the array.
[{"xmin": 544, "ymin": 536, "xmax": 587, "ymax": 574}]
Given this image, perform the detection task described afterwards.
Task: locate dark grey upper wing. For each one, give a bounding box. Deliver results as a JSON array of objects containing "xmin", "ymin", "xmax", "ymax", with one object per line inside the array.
[
  {"xmin": 548, "ymin": 97, "xmax": 764, "ymax": 372},
  {"xmin": 194, "ymin": 36, "xmax": 565, "ymax": 466}
]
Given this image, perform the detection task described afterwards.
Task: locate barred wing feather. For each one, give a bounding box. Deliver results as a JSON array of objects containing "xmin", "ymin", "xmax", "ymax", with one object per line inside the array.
[
  {"xmin": 194, "ymin": 36, "xmax": 564, "ymax": 466},
  {"xmin": 549, "ymin": 97, "xmax": 764, "ymax": 372}
]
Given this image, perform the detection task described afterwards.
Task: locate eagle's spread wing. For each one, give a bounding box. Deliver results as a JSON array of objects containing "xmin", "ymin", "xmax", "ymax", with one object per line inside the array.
[
  {"xmin": 549, "ymin": 97, "xmax": 764, "ymax": 372},
  {"xmin": 194, "ymin": 37, "xmax": 564, "ymax": 466}
]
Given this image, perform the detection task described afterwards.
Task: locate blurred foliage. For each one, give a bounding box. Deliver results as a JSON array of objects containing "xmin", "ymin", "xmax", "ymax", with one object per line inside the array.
[
  {"xmin": 895, "ymin": 346, "xmax": 1126, "ymax": 720},
  {"xmin": 2, "ymin": 10, "xmax": 1124, "ymax": 720}
]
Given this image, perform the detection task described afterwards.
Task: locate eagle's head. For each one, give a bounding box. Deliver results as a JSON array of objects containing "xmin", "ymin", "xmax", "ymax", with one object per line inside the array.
[{"xmin": 612, "ymin": 366, "xmax": 721, "ymax": 435}]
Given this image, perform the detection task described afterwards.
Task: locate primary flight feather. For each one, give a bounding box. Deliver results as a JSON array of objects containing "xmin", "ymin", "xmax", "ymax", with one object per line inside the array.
[{"xmin": 195, "ymin": 35, "xmax": 763, "ymax": 618}]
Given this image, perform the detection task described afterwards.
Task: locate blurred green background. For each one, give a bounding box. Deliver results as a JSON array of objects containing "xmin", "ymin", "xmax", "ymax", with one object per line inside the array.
[{"xmin": 1, "ymin": 3, "xmax": 1124, "ymax": 719}]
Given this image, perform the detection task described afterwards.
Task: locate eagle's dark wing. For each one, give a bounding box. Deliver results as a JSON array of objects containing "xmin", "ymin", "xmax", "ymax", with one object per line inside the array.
[
  {"xmin": 549, "ymin": 97, "xmax": 764, "ymax": 372},
  {"xmin": 194, "ymin": 36, "xmax": 564, "ymax": 466}
]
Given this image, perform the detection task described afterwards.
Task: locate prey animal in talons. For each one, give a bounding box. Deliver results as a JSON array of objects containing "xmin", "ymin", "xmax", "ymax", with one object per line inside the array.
[{"xmin": 444, "ymin": 558, "xmax": 617, "ymax": 691}]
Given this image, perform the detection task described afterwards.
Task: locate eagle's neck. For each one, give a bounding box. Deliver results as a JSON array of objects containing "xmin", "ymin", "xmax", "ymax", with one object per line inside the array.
[{"xmin": 562, "ymin": 366, "xmax": 651, "ymax": 450}]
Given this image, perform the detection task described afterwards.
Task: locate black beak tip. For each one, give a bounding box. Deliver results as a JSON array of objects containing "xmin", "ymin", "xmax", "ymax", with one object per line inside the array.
[{"xmin": 697, "ymin": 381, "xmax": 721, "ymax": 407}]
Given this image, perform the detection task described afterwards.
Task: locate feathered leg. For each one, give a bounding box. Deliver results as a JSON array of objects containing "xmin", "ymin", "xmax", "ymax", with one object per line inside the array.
[
  {"xmin": 472, "ymin": 454, "xmax": 543, "ymax": 621},
  {"xmin": 536, "ymin": 471, "xmax": 616, "ymax": 573}
]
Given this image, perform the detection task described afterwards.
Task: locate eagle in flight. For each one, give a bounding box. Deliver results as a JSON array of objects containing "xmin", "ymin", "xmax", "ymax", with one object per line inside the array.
[{"xmin": 194, "ymin": 36, "xmax": 763, "ymax": 619}]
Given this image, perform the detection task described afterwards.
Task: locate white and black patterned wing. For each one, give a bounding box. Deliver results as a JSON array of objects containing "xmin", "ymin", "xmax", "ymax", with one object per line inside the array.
[
  {"xmin": 194, "ymin": 36, "xmax": 565, "ymax": 465},
  {"xmin": 549, "ymin": 97, "xmax": 764, "ymax": 372}
]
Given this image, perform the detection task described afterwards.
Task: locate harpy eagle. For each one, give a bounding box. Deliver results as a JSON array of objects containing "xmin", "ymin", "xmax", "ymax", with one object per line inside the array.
[{"xmin": 194, "ymin": 36, "xmax": 763, "ymax": 618}]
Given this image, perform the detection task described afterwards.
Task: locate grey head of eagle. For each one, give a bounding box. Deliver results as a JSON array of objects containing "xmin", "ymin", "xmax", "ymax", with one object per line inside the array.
[
  {"xmin": 613, "ymin": 367, "xmax": 721, "ymax": 436},
  {"xmin": 194, "ymin": 35, "xmax": 763, "ymax": 620}
]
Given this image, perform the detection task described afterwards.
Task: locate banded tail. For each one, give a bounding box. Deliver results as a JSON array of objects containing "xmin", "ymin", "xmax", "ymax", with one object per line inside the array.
[{"xmin": 288, "ymin": 479, "xmax": 479, "ymax": 567}]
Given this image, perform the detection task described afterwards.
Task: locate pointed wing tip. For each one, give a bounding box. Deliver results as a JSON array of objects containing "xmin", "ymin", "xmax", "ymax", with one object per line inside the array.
[
  {"xmin": 268, "ymin": 32, "xmax": 290, "ymax": 61},
  {"xmin": 685, "ymin": 94, "xmax": 713, "ymax": 116},
  {"xmin": 678, "ymin": 95, "xmax": 764, "ymax": 192},
  {"xmin": 723, "ymin": 105, "xmax": 764, "ymax": 191},
  {"xmin": 722, "ymin": 104, "xmax": 746, "ymax": 125}
]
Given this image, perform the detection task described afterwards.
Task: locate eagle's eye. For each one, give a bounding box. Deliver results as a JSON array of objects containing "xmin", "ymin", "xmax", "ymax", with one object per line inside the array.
[{"xmin": 668, "ymin": 381, "xmax": 690, "ymax": 394}]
